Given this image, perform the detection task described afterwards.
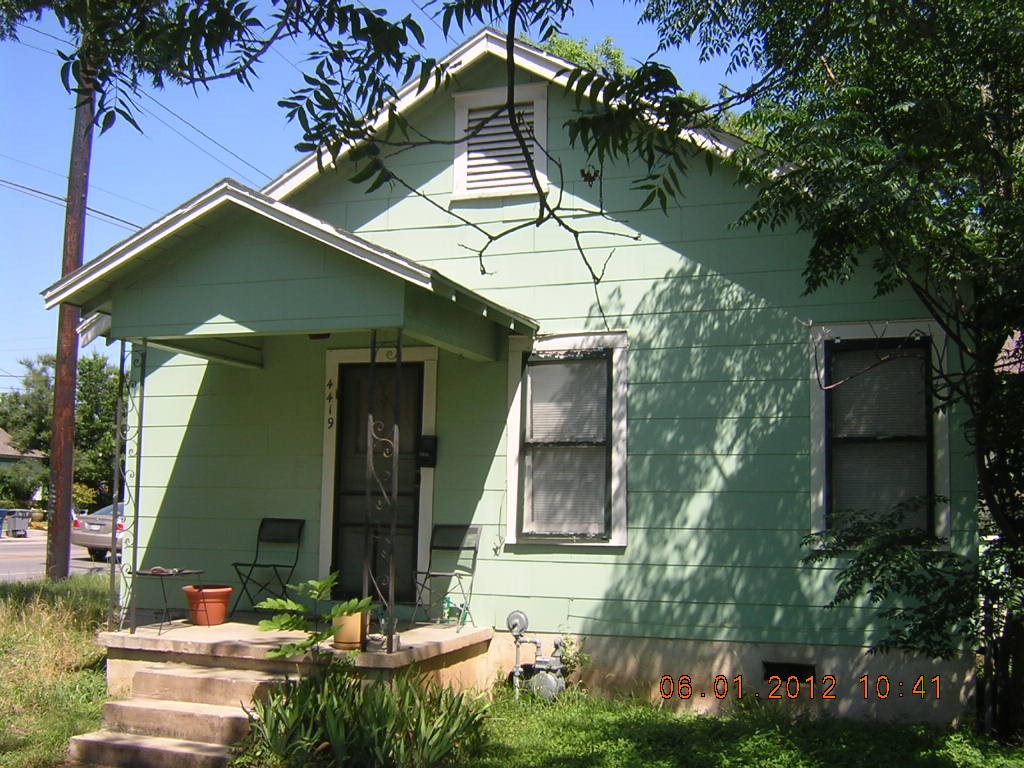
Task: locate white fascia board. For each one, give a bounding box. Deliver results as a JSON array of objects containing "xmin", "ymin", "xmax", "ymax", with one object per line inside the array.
[
  {"xmin": 44, "ymin": 177, "xmax": 537, "ymax": 337},
  {"xmin": 76, "ymin": 311, "xmax": 112, "ymax": 347},
  {"xmin": 261, "ymin": 29, "xmax": 569, "ymax": 200},
  {"xmin": 261, "ymin": 28, "xmax": 736, "ymax": 201},
  {"xmin": 429, "ymin": 273, "xmax": 539, "ymax": 335},
  {"xmin": 43, "ymin": 179, "xmax": 241, "ymax": 309},
  {"xmin": 43, "ymin": 179, "xmax": 435, "ymax": 310}
]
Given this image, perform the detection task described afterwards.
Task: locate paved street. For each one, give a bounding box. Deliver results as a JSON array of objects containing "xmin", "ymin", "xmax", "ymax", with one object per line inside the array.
[{"xmin": 0, "ymin": 527, "xmax": 110, "ymax": 582}]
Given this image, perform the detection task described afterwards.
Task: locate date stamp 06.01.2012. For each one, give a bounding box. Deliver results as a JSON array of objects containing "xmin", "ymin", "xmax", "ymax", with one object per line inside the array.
[{"xmin": 658, "ymin": 674, "xmax": 942, "ymax": 701}]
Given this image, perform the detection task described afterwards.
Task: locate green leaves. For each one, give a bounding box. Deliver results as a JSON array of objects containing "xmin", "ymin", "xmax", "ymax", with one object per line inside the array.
[
  {"xmin": 244, "ymin": 665, "xmax": 487, "ymax": 768},
  {"xmin": 255, "ymin": 572, "xmax": 374, "ymax": 660},
  {"xmin": 0, "ymin": 352, "xmax": 118, "ymax": 507}
]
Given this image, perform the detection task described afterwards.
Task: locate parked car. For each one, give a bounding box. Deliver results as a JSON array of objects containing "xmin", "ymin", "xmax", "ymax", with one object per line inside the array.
[{"xmin": 71, "ymin": 502, "xmax": 125, "ymax": 561}]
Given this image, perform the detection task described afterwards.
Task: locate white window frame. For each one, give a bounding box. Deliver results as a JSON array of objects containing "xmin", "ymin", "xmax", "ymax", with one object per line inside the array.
[
  {"xmin": 809, "ymin": 321, "xmax": 950, "ymax": 538},
  {"xmin": 453, "ymin": 83, "xmax": 548, "ymax": 199},
  {"xmin": 506, "ymin": 332, "xmax": 628, "ymax": 546}
]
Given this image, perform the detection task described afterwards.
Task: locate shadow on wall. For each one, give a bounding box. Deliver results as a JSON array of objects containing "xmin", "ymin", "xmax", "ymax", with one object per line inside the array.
[
  {"xmin": 130, "ymin": 337, "xmax": 329, "ymax": 610},
  {"xmin": 570, "ymin": 255, "xmax": 891, "ymax": 675}
]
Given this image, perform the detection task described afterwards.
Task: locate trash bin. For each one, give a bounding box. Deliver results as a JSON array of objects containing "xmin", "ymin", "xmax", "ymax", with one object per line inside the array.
[{"xmin": 6, "ymin": 509, "xmax": 30, "ymax": 538}]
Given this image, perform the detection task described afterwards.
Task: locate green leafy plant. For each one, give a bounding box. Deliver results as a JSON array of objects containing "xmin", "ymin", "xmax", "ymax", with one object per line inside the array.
[
  {"xmin": 556, "ymin": 633, "xmax": 591, "ymax": 680},
  {"xmin": 255, "ymin": 572, "xmax": 373, "ymax": 659},
  {"xmin": 239, "ymin": 663, "xmax": 487, "ymax": 768},
  {"xmin": 243, "ymin": 674, "xmax": 326, "ymax": 767}
]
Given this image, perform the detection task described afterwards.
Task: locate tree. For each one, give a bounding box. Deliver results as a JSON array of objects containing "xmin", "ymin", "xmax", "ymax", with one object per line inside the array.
[
  {"xmin": 73, "ymin": 352, "xmax": 120, "ymax": 505},
  {"xmin": 0, "ymin": 352, "xmax": 119, "ymax": 507},
  {"xmin": 0, "ymin": 355, "xmax": 55, "ymax": 454},
  {"xmin": 0, "ymin": 459, "xmax": 47, "ymax": 507},
  {"xmin": 538, "ymin": 33, "xmax": 634, "ymax": 76}
]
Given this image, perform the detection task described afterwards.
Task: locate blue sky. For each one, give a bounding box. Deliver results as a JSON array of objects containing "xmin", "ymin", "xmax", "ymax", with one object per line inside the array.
[{"xmin": 0, "ymin": 1, "xmax": 751, "ymax": 392}]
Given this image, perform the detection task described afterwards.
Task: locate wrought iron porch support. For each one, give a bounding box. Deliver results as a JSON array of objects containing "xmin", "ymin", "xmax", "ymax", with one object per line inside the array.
[
  {"xmin": 108, "ymin": 341, "xmax": 146, "ymax": 632},
  {"xmin": 364, "ymin": 330, "xmax": 403, "ymax": 653}
]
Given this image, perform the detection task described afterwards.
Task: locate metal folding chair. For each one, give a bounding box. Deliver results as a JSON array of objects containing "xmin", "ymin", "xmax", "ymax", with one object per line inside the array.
[
  {"xmin": 412, "ymin": 524, "xmax": 480, "ymax": 630},
  {"xmin": 231, "ymin": 517, "xmax": 304, "ymax": 614}
]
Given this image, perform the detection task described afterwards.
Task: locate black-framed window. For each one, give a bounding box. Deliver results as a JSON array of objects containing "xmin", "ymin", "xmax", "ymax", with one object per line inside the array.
[
  {"xmin": 520, "ymin": 350, "xmax": 612, "ymax": 539},
  {"xmin": 824, "ymin": 337, "xmax": 933, "ymax": 531}
]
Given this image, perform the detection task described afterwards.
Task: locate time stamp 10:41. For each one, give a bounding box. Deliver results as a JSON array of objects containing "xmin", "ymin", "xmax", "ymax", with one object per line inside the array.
[{"xmin": 658, "ymin": 674, "xmax": 942, "ymax": 701}]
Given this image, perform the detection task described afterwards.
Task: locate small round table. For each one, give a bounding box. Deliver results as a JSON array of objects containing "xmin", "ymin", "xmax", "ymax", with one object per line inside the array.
[{"xmin": 131, "ymin": 567, "xmax": 205, "ymax": 633}]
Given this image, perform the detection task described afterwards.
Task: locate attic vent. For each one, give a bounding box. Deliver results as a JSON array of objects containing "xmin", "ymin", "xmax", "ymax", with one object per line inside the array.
[
  {"xmin": 454, "ymin": 84, "xmax": 548, "ymax": 199},
  {"xmin": 465, "ymin": 102, "xmax": 536, "ymax": 192}
]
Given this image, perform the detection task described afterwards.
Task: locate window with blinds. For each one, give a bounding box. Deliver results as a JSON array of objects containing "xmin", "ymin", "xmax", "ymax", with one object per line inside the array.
[
  {"xmin": 521, "ymin": 352, "xmax": 611, "ymax": 538},
  {"xmin": 453, "ymin": 84, "xmax": 547, "ymax": 198},
  {"xmin": 825, "ymin": 338, "xmax": 933, "ymax": 531}
]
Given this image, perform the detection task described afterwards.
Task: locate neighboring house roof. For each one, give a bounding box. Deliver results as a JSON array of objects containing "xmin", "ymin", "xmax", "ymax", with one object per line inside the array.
[
  {"xmin": 997, "ymin": 330, "xmax": 1023, "ymax": 374},
  {"xmin": 42, "ymin": 178, "xmax": 537, "ymax": 334},
  {"xmin": 262, "ymin": 26, "xmax": 744, "ymax": 201},
  {"xmin": 0, "ymin": 427, "xmax": 45, "ymax": 462}
]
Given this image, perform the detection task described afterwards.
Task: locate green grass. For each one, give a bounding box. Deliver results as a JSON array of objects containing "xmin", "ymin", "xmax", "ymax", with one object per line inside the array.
[
  {"xmin": 457, "ymin": 687, "xmax": 1024, "ymax": 768},
  {"xmin": 2, "ymin": 578, "xmax": 1021, "ymax": 768},
  {"xmin": 0, "ymin": 574, "xmax": 109, "ymax": 768}
]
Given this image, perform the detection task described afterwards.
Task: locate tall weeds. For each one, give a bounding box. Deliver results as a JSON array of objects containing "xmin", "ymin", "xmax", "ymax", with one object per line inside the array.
[{"xmin": 0, "ymin": 574, "xmax": 108, "ymax": 768}]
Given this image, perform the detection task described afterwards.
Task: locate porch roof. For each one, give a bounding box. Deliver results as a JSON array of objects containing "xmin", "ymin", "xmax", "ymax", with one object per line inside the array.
[{"xmin": 43, "ymin": 179, "xmax": 538, "ymax": 366}]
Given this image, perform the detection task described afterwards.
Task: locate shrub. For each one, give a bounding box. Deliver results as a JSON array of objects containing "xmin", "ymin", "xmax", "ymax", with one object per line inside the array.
[
  {"xmin": 240, "ymin": 572, "xmax": 487, "ymax": 768},
  {"xmin": 239, "ymin": 662, "xmax": 486, "ymax": 768}
]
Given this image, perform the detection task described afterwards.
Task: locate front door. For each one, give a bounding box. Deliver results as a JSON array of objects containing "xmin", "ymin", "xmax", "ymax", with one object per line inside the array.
[{"xmin": 331, "ymin": 363, "xmax": 423, "ymax": 602}]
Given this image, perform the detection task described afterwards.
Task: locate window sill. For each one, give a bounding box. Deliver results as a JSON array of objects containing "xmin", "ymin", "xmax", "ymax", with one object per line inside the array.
[
  {"xmin": 450, "ymin": 184, "xmax": 548, "ymax": 202},
  {"xmin": 505, "ymin": 533, "xmax": 627, "ymax": 548}
]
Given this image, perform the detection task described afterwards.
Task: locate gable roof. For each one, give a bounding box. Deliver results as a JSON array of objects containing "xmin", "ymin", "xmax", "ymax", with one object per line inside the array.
[
  {"xmin": 0, "ymin": 428, "xmax": 45, "ymax": 461},
  {"xmin": 261, "ymin": 27, "xmax": 743, "ymax": 201},
  {"xmin": 42, "ymin": 178, "xmax": 537, "ymax": 336}
]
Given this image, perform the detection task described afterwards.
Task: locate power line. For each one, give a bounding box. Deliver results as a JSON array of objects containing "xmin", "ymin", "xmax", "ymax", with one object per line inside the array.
[
  {"xmin": 0, "ymin": 177, "xmax": 140, "ymax": 230},
  {"xmin": 24, "ymin": 23, "xmax": 71, "ymax": 45},
  {"xmin": 15, "ymin": 32, "xmax": 269, "ymax": 185},
  {"xmin": 13, "ymin": 38, "xmax": 58, "ymax": 57},
  {"xmin": 0, "ymin": 152, "xmax": 163, "ymax": 214},
  {"xmin": 408, "ymin": 0, "xmax": 446, "ymax": 35},
  {"xmin": 271, "ymin": 46, "xmax": 304, "ymax": 74},
  {"xmin": 139, "ymin": 91, "xmax": 272, "ymax": 181},
  {"xmin": 133, "ymin": 102, "xmax": 261, "ymax": 185}
]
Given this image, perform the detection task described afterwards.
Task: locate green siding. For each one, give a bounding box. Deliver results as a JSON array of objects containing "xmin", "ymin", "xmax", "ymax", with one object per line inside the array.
[
  {"xmin": 122, "ymin": 53, "xmax": 976, "ymax": 649},
  {"xmin": 111, "ymin": 208, "xmax": 406, "ymax": 340},
  {"xmin": 129, "ymin": 339, "xmax": 326, "ymax": 606}
]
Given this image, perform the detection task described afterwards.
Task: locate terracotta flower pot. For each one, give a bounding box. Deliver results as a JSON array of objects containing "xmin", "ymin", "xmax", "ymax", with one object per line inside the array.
[
  {"xmin": 181, "ymin": 584, "xmax": 233, "ymax": 626},
  {"xmin": 332, "ymin": 612, "xmax": 366, "ymax": 650}
]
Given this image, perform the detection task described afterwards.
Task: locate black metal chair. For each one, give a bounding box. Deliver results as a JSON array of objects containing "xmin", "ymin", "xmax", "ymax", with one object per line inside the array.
[
  {"xmin": 412, "ymin": 524, "xmax": 481, "ymax": 630},
  {"xmin": 231, "ymin": 517, "xmax": 304, "ymax": 614}
]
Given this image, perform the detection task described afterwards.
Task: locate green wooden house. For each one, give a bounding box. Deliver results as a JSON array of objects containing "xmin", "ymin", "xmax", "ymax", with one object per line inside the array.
[{"xmin": 45, "ymin": 29, "xmax": 974, "ymax": 720}]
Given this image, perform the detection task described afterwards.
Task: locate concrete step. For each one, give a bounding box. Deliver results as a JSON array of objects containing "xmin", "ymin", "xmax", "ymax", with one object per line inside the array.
[
  {"xmin": 103, "ymin": 697, "xmax": 250, "ymax": 745},
  {"xmin": 68, "ymin": 730, "xmax": 231, "ymax": 768},
  {"xmin": 131, "ymin": 663, "xmax": 284, "ymax": 707}
]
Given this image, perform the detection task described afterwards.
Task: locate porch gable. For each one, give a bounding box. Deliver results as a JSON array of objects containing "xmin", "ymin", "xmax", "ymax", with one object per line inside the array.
[{"xmin": 44, "ymin": 180, "xmax": 537, "ymax": 364}]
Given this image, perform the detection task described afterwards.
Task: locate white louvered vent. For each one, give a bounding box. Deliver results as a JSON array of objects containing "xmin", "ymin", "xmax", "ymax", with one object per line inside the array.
[
  {"xmin": 465, "ymin": 102, "xmax": 536, "ymax": 192},
  {"xmin": 454, "ymin": 84, "xmax": 548, "ymax": 198}
]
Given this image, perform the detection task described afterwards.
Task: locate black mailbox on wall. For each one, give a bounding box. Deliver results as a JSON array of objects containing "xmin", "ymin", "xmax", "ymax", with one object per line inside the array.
[{"xmin": 417, "ymin": 435, "xmax": 438, "ymax": 468}]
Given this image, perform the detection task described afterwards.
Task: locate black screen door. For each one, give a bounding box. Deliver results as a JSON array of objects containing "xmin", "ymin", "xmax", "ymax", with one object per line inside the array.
[{"xmin": 331, "ymin": 363, "xmax": 423, "ymax": 602}]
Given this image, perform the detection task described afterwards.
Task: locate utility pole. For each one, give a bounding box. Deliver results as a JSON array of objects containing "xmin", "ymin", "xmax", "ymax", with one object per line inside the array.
[{"xmin": 46, "ymin": 75, "xmax": 95, "ymax": 580}]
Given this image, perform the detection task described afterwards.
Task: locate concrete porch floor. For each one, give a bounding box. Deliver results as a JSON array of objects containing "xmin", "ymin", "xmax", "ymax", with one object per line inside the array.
[{"xmin": 99, "ymin": 614, "xmax": 496, "ymax": 696}]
